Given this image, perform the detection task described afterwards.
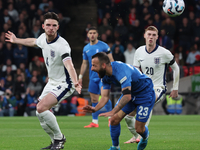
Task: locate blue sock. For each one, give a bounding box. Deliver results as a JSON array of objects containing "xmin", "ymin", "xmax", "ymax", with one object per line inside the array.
[
  {"xmin": 92, "ymin": 102, "xmax": 99, "ymax": 120},
  {"xmin": 110, "ymin": 124, "xmax": 121, "ymax": 146},
  {"xmin": 141, "ymin": 126, "xmax": 149, "ymax": 140}
]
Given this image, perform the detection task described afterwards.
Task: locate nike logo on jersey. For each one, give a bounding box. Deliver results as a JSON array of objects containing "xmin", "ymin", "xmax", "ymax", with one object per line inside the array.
[
  {"xmin": 138, "ymin": 116, "xmax": 146, "ymax": 119},
  {"xmin": 140, "ymin": 60, "xmax": 144, "ymax": 62}
]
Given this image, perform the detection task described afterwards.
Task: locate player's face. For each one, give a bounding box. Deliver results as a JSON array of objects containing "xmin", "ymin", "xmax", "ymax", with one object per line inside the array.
[
  {"xmin": 91, "ymin": 57, "xmax": 106, "ymax": 78},
  {"xmin": 42, "ymin": 19, "xmax": 59, "ymax": 37},
  {"xmin": 144, "ymin": 30, "xmax": 158, "ymax": 46},
  {"xmin": 87, "ymin": 30, "xmax": 98, "ymax": 42}
]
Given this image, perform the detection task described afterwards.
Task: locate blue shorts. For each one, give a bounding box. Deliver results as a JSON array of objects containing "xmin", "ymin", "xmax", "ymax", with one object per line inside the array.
[
  {"xmin": 88, "ymin": 78, "xmax": 101, "ymax": 94},
  {"xmin": 115, "ymin": 89, "xmax": 155, "ymax": 123}
]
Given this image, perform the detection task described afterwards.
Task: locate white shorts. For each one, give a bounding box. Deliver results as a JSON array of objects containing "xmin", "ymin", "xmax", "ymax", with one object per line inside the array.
[
  {"xmin": 154, "ymin": 86, "xmax": 166, "ymax": 104},
  {"xmin": 38, "ymin": 80, "xmax": 75, "ymax": 103}
]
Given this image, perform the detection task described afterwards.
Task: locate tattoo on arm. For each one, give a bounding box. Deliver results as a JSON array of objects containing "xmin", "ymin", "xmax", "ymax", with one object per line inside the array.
[{"xmin": 117, "ymin": 95, "xmax": 131, "ymax": 109}]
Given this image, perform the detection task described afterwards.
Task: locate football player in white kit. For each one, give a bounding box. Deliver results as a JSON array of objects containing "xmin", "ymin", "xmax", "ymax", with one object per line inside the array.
[
  {"xmin": 5, "ymin": 12, "xmax": 81, "ymax": 150},
  {"xmin": 124, "ymin": 26, "xmax": 180, "ymax": 144}
]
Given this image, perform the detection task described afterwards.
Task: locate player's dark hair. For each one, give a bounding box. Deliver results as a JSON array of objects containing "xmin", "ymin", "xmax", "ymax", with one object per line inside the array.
[
  {"xmin": 92, "ymin": 52, "xmax": 110, "ymax": 65},
  {"xmin": 43, "ymin": 12, "xmax": 59, "ymax": 23},
  {"xmin": 88, "ymin": 26, "xmax": 98, "ymax": 33}
]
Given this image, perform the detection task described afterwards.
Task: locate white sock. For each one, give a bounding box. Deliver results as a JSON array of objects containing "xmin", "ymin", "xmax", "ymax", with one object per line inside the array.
[
  {"xmin": 36, "ymin": 111, "xmax": 54, "ymax": 143},
  {"xmin": 36, "ymin": 110, "xmax": 63, "ymax": 140},
  {"xmin": 92, "ymin": 119, "xmax": 98, "ymax": 124},
  {"xmin": 124, "ymin": 115, "xmax": 138, "ymax": 138},
  {"xmin": 146, "ymin": 110, "xmax": 153, "ymax": 127}
]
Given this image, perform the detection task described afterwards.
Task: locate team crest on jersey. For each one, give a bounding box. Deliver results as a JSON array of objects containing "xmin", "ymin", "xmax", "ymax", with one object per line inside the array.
[
  {"xmin": 154, "ymin": 57, "xmax": 160, "ymax": 64},
  {"xmin": 51, "ymin": 50, "xmax": 55, "ymax": 58},
  {"xmin": 96, "ymin": 49, "xmax": 99, "ymax": 53}
]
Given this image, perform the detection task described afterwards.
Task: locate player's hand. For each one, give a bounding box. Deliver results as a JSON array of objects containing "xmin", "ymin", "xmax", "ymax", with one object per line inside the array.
[
  {"xmin": 78, "ymin": 78, "xmax": 83, "ymax": 86},
  {"xmin": 5, "ymin": 31, "xmax": 16, "ymax": 43},
  {"xmin": 169, "ymin": 90, "xmax": 178, "ymax": 98},
  {"xmin": 83, "ymin": 105, "xmax": 95, "ymax": 113},
  {"xmin": 74, "ymin": 83, "xmax": 82, "ymax": 94},
  {"xmin": 99, "ymin": 111, "xmax": 114, "ymax": 117}
]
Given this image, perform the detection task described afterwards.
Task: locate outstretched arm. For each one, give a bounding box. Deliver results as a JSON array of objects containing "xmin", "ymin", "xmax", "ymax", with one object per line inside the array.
[
  {"xmin": 5, "ymin": 31, "xmax": 37, "ymax": 47},
  {"xmin": 99, "ymin": 87, "xmax": 132, "ymax": 117},
  {"xmin": 83, "ymin": 88, "xmax": 110, "ymax": 113},
  {"xmin": 63, "ymin": 59, "xmax": 82, "ymax": 94}
]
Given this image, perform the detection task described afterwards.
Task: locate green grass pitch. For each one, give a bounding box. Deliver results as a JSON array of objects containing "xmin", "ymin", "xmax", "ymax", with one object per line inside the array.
[{"xmin": 0, "ymin": 115, "xmax": 200, "ymax": 150}]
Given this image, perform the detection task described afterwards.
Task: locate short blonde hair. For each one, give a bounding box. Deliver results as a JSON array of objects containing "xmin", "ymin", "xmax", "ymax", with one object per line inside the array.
[{"xmin": 145, "ymin": 26, "xmax": 158, "ymax": 34}]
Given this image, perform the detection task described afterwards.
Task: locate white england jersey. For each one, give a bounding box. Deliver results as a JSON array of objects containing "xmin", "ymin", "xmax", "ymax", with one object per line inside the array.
[
  {"xmin": 133, "ymin": 45, "xmax": 174, "ymax": 89},
  {"xmin": 36, "ymin": 33, "xmax": 72, "ymax": 83}
]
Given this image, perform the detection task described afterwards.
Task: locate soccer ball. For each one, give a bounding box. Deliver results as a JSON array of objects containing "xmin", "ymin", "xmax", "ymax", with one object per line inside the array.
[{"xmin": 163, "ymin": 0, "xmax": 185, "ymax": 17}]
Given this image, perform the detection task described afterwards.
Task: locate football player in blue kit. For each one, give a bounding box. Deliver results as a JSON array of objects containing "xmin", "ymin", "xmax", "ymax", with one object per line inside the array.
[
  {"xmin": 79, "ymin": 27, "xmax": 113, "ymax": 128},
  {"xmin": 83, "ymin": 52, "xmax": 156, "ymax": 150}
]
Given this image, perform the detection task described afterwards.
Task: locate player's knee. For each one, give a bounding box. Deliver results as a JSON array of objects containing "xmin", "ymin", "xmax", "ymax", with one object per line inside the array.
[
  {"xmin": 36, "ymin": 103, "xmax": 44, "ymax": 113},
  {"xmin": 110, "ymin": 116, "xmax": 120, "ymax": 126}
]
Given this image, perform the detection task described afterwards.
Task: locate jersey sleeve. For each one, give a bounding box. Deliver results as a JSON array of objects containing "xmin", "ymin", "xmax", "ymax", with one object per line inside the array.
[
  {"xmin": 163, "ymin": 48, "xmax": 174, "ymax": 65},
  {"xmin": 36, "ymin": 33, "xmax": 45, "ymax": 48},
  {"xmin": 133, "ymin": 49, "xmax": 140, "ymax": 67},
  {"xmin": 119, "ymin": 71, "xmax": 132, "ymax": 89},
  {"xmin": 102, "ymin": 78, "xmax": 111, "ymax": 89},
  {"xmin": 102, "ymin": 43, "xmax": 111, "ymax": 54},
  {"xmin": 82, "ymin": 46, "xmax": 88, "ymax": 60},
  {"xmin": 114, "ymin": 63, "xmax": 132, "ymax": 89},
  {"xmin": 59, "ymin": 42, "xmax": 71, "ymax": 61}
]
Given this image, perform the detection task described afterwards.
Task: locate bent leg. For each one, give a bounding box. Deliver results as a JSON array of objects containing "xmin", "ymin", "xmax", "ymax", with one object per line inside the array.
[
  {"xmin": 90, "ymin": 92, "xmax": 100, "ymax": 124},
  {"xmin": 37, "ymin": 93, "xmax": 63, "ymax": 140},
  {"xmin": 109, "ymin": 110, "xmax": 126, "ymax": 149},
  {"xmin": 136, "ymin": 120, "xmax": 149, "ymax": 150},
  {"xmin": 83, "ymin": 92, "xmax": 100, "ymax": 128},
  {"xmin": 124, "ymin": 110, "xmax": 140, "ymax": 143}
]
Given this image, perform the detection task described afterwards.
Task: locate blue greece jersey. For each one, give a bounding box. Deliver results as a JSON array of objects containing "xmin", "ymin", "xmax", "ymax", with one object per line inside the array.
[
  {"xmin": 102, "ymin": 61, "xmax": 154, "ymax": 103},
  {"xmin": 83, "ymin": 40, "xmax": 110, "ymax": 80},
  {"xmin": 83, "ymin": 40, "xmax": 110, "ymax": 94},
  {"xmin": 102, "ymin": 61, "xmax": 155, "ymax": 122}
]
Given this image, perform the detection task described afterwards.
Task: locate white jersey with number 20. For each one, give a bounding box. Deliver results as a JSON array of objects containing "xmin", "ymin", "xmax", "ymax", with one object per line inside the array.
[{"xmin": 133, "ymin": 45, "xmax": 174, "ymax": 89}]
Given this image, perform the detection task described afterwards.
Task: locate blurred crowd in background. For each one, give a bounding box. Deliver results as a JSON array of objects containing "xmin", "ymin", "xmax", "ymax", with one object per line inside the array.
[
  {"xmin": 0, "ymin": 0, "xmax": 200, "ymax": 116},
  {"xmin": 85, "ymin": 0, "xmax": 200, "ymax": 79},
  {"xmin": 0, "ymin": 0, "xmax": 72, "ymax": 117}
]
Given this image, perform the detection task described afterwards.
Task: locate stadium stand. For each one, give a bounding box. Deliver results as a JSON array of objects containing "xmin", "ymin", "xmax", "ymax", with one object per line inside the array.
[{"xmin": 0, "ymin": 0, "xmax": 200, "ymax": 116}]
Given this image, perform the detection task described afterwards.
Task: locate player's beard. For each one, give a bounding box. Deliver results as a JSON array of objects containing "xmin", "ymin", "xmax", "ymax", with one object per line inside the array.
[
  {"xmin": 91, "ymin": 39, "xmax": 96, "ymax": 43},
  {"xmin": 98, "ymin": 68, "xmax": 106, "ymax": 78}
]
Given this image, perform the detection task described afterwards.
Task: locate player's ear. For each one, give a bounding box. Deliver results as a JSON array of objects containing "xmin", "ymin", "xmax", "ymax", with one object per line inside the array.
[
  {"xmin": 102, "ymin": 62, "xmax": 106, "ymax": 68},
  {"xmin": 42, "ymin": 24, "xmax": 45, "ymax": 29},
  {"xmin": 156, "ymin": 34, "xmax": 158, "ymax": 40}
]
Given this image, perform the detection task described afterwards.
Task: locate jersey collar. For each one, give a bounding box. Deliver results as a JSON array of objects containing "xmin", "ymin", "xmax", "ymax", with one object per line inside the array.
[
  {"xmin": 46, "ymin": 34, "xmax": 60, "ymax": 44},
  {"xmin": 145, "ymin": 44, "xmax": 159, "ymax": 54}
]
